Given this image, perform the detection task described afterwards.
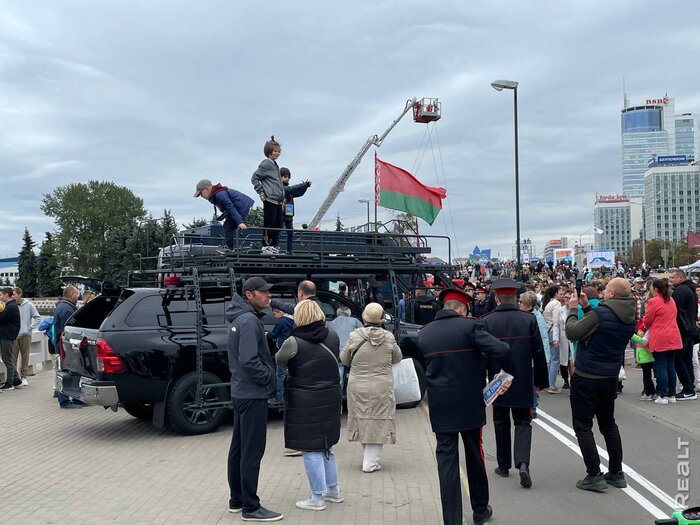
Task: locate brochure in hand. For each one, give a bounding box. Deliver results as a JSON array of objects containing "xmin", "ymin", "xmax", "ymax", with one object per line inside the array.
[{"xmin": 483, "ymin": 370, "xmax": 514, "ymax": 406}]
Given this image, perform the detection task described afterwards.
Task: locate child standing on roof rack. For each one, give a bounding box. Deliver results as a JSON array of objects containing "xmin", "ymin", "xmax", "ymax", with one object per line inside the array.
[{"xmin": 251, "ymin": 136, "xmax": 285, "ymax": 255}]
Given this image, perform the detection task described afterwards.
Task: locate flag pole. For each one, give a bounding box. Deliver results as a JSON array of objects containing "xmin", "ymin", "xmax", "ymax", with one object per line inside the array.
[{"xmin": 374, "ymin": 151, "xmax": 378, "ymax": 232}]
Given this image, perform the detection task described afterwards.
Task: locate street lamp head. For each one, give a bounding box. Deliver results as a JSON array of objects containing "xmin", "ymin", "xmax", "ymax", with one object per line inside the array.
[
  {"xmin": 358, "ymin": 199, "xmax": 370, "ymax": 204},
  {"xmin": 491, "ymin": 79, "xmax": 519, "ymax": 91}
]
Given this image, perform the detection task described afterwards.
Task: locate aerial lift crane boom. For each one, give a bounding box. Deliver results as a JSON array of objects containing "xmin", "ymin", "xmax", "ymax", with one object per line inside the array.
[{"xmin": 307, "ymin": 97, "xmax": 441, "ymax": 230}]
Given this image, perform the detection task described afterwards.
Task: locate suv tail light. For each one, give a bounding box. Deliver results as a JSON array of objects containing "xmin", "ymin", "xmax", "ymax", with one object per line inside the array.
[
  {"xmin": 95, "ymin": 338, "xmax": 126, "ymax": 373},
  {"xmin": 59, "ymin": 337, "xmax": 65, "ymax": 360}
]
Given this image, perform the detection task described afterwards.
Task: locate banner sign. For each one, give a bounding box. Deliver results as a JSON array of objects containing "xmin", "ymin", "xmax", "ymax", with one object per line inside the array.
[
  {"xmin": 586, "ymin": 249, "xmax": 615, "ymax": 269},
  {"xmin": 554, "ymin": 248, "xmax": 574, "ymax": 264}
]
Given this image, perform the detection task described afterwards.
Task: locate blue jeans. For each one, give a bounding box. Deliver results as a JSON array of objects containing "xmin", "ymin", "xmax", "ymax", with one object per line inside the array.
[
  {"xmin": 302, "ymin": 449, "xmax": 339, "ymax": 495},
  {"xmin": 652, "ymin": 350, "xmax": 678, "ymax": 398},
  {"xmin": 548, "ymin": 332, "xmax": 560, "ymax": 388},
  {"xmin": 338, "ymin": 365, "xmax": 346, "ymax": 389}
]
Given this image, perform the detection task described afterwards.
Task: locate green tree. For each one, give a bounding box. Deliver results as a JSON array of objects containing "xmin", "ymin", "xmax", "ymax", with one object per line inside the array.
[
  {"xmin": 335, "ymin": 213, "xmax": 344, "ymax": 232},
  {"xmin": 36, "ymin": 232, "xmax": 62, "ymax": 297},
  {"xmin": 41, "ymin": 180, "xmax": 147, "ymax": 276},
  {"xmin": 16, "ymin": 228, "xmax": 38, "ymax": 296},
  {"xmin": 183, "ymin": 218, "xmax": 209, "ymax": 229},
  {"xmin": 246, "ymin": 206, "xmax": 264, "ymax": 227},
  {"xmin": 389, "ymin": 212, "xmax": 418, "ymax": 247},
  {"xmin": 101, "ymin": 210, "xmax": 180, "ymax": 285}
]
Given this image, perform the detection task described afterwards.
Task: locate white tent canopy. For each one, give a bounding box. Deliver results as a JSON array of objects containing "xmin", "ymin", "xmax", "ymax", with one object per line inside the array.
[{"xmin": 680, "ymin": 259, "xmax": 700, "ymax": 273}]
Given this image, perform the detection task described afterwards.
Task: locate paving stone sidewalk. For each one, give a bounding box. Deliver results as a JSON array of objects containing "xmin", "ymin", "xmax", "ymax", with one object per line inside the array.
[{"xmin": 0, "ymin": 370, "xmax": 444, "ymax": 525}]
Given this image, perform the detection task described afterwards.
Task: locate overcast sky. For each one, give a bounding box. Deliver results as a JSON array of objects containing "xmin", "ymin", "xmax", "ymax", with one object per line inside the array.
[{"xmin": 1, "ymin": 0, "xmax": 699, "ymax": 262}]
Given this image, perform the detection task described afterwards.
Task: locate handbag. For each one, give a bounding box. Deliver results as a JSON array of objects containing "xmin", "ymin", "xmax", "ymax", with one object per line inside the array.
[{"xmin": 392, "ymin": 358, "xmax": 421, "ymax": 405}]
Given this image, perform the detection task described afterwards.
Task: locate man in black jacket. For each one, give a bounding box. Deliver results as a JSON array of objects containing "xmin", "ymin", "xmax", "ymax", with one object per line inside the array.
[
  {"xmin": 412, "ymin": 288, "xmax": 441, "ymax": 325},
  {"xmin": 669, "ymin": 269, "xmax": 698, "ymax": 400},
  {"xmin": 0, "ymin": 287, "xmax": 21, "ymax": 390},
  {"xmin": 481, "ymin": 279, "xmax": 549, "ymax": 488},
  {"xmin": 418, "ymin": 287, "xmax": 514, "ymax": 525},
  {"xmin": 565, "ymin": 278, "xmax": 636, "ymax": 492},
  {"xmin": 225, "ymin": 277, "xmax": 282, "ymax": 522}
]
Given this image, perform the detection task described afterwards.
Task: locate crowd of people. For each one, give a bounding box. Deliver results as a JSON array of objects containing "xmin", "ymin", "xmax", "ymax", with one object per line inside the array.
[
  {"xmin": 0, "ymin": 285, "xmax": 97, "ymax": 409},
  {"xmin": 222, "ymin": 262, "xmax": 699, "ymax": 523}
]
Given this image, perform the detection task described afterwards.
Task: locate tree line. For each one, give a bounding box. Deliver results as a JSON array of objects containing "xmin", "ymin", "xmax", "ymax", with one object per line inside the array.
[{"xmin": 14, "ymin": 180, "xmax": 266, "ymax": 296}]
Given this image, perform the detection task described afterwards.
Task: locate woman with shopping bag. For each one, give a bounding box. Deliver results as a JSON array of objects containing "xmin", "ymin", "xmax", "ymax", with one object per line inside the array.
[{"xmin": 340, "ymin": 303, "xmax": 402, "ymax": 473}]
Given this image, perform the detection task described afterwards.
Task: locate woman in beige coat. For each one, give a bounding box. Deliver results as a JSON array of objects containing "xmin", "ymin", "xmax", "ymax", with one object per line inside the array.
[{"xmin": 339, "ymin": 303, "xmax": 402, "ymax": 472}]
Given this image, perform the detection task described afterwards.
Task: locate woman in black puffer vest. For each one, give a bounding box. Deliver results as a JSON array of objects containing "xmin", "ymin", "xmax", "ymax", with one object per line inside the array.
[{"xmin": 275, "ymin": 299, "xmax": 343, "ymax": 511}]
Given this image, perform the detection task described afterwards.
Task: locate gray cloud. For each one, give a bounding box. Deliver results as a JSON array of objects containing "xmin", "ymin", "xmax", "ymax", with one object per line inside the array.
[{"xmin": 1, "ymin": 0, "xmax": 699, "ymax": 262}]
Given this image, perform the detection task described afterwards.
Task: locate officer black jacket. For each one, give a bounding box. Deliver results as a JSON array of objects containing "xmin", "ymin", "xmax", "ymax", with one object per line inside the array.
[
  {"xmin": 412, "ymin": 295, "xmax": 441, "ymax": 325},
  {"xmin": 480, "ymin": 304, "xmax": 549, "ymax": 408},
  {"xmin": 417, "ymin": 309, "xmax": 514, "ymax": 433},
  {"xmin": 471, "ymin": 300, "xmax": 489, "ymax": 319}
]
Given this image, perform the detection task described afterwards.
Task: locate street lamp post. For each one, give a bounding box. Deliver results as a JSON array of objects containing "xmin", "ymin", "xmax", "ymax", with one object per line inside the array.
[
  {"xmin": 491, "ymin": 79, "xmax": 521, "ymax": 278},
  {"xmin": 358, "ymin": 199, "xmax": 370, "ymax": 232}
]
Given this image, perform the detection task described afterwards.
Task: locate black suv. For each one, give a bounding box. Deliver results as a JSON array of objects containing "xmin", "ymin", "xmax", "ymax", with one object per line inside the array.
[{"xmin": 58, "ymin": 285, "xmax": 426, "ymax": 436}]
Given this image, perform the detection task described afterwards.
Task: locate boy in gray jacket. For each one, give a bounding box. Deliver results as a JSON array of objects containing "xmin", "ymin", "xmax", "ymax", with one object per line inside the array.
[{"xmin": 251, "ymin": 136, "xmax": 284, "ymax": 254}]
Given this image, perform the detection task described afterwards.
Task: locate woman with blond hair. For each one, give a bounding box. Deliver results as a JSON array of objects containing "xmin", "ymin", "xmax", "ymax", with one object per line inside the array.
[
  {"xmin": 275, "ymin": 299, "xmax": 343, "ymax": 511},
  {"xmin": 340, "ymin": 302, "xmax": 402, "ymax": 473}
]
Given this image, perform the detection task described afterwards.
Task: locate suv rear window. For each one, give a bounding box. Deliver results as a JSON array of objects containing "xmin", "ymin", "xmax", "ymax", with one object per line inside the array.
[
  {"xmin": 125, "ymin": 289, "xmax": 228, "ymax": 327},
  {"xmin": 67, "ymin": 290, "xmax": 134, "ymax": 329}
]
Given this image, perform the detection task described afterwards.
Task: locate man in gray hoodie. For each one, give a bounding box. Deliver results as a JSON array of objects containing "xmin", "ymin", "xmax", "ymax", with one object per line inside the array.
[
  {"xmin": 12, "ymin": 287, "xmax": 41, "ymax": 385},
  {"xmin": 225, "ymin": 276, "xmax": 282, "ymax": 522}
]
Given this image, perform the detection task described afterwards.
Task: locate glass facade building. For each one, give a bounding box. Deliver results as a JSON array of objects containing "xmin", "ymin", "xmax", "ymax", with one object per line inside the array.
[
  {"xmin": 621, "ymin": 104, "xmax": 672, "ymax": 199},
  {"xmin": 675, "ymin": 114, "xmax": 696, "ymax": 157},
  {"xmin": 644, "ymin": 164, "xmax": 700, "ymax": 243}
]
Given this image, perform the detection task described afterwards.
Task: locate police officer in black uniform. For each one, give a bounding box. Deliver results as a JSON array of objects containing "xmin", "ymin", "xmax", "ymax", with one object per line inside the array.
[
  {"xmin": 480, "ymin": 278, "xmax": 549, "ymax": 489},
  {"xmin": 412, "ymin": 288, "xmax": 441, "ymax": 325},
  {"xmin": 471, "ymin": 286, "xmax": 489, "ymax": 318},
  {"xmin": 417, "ymin": 287, "xmax": 514, "ymax": 525}
]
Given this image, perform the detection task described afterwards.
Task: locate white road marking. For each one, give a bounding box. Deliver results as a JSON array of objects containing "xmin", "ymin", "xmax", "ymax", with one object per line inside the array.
[
  {"xmin": 537, "ymin": 408, "xmax": 679, "ymax": 510},
  {"xmin": 534, "ymin": 412, "xmax": 672, "ymax": 519}
]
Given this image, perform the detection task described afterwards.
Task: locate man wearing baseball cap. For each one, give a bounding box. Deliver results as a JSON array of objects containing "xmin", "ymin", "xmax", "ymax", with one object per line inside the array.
[
  {"xmin": 225, "ymin": 276, "xmax": 282, "ymax": 521},
  {"xmin": 417, "ymin": 287, "xmax": 514, "ymax": 525},
  {"xmin": 193, "ymin": 179, "xmax": 254, "ymax": 251}
]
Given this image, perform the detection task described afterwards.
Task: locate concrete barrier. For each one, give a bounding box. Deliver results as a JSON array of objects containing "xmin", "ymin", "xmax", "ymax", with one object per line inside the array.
[{"xmin": 0, "ymin": 331, "xmax": 51, "ymax": 383}]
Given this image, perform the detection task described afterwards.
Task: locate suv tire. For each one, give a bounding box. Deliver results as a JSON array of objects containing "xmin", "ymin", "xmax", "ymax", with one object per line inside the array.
[
  {"xmin": 167, "ymin": 371, "xmax": 229, "ymax": 435},
  {"xmin": 122, "ymin": 402, "xmax": 154, "ymax": 421},
  {"xmin": 396, "ymin": 358, "xmax": 427, "ymax": 410}
]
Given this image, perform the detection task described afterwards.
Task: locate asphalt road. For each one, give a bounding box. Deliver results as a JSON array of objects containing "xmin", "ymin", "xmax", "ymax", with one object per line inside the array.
[{"xmin": 479, "ymin": 366, "xmax": 700, "ymax": 525}]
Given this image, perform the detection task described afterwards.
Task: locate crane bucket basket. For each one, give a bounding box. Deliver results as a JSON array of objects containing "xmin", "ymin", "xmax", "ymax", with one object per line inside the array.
[{"xmin": 413, "ymin": 98, "xmax": 442, "ymax": 123}]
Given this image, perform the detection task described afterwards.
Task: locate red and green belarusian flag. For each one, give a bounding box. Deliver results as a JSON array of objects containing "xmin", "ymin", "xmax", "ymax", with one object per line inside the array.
[{"xmin": 375, "ymin": 153, "xmax": 446, "ymax": 225}]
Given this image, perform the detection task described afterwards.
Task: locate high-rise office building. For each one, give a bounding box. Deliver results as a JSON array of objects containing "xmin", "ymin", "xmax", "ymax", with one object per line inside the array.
[
  {"xmin": 621, "ymin": 96, "xmax": 676, "ymax": 198},
  {"xmin": 592, "ymin": 194, "xmax": 643, "ymax": 259},
  {"xmin": 675, "ymin": 113, "xmax": 696, "ymax": 157},
  {"xmin": 644, "ymin": 156, "xmax": 700, "ymax": 243}
]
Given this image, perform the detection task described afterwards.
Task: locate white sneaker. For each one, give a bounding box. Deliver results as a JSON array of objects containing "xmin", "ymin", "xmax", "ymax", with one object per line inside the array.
[
  {"xmin": 295, "ymin": 497, "xmax": 326, "ymax": 511},
  {"xmin": 654, "ymin": 397, "xmax": 669, "ymax": 405},
  {"xmin": 21, "ymin": 378, "xmax": 29, "ymax": 386},
  {"xmin": 668, "ymin": 395, "xmax": 677, "ymax": 404},
  {"xmin": 323, "ymin": 491, "xmax": 344, "ymax": 503}
]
